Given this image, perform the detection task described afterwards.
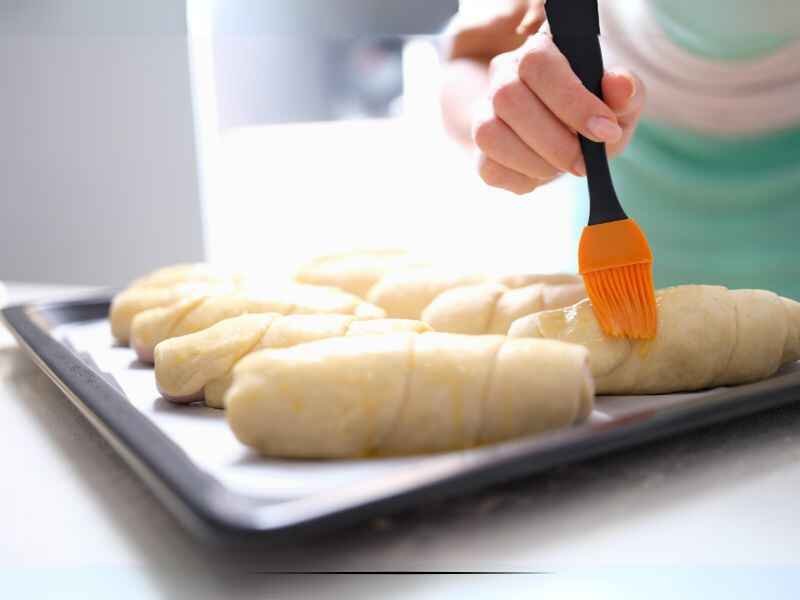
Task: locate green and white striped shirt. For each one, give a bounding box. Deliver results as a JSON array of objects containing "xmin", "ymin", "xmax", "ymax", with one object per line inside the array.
[{"xmin": 587, "ymin": 0, "xmax": 800, "ymax": 298}]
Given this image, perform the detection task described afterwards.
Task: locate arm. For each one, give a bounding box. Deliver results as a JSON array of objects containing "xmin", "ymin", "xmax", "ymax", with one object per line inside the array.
[
  {"xmin": 441, "ymin": 0, "xmax": 646, "ymax": 195},
  {"xmin": 440, "ymin": 0, "xmax": 537, "ymax": 147}
]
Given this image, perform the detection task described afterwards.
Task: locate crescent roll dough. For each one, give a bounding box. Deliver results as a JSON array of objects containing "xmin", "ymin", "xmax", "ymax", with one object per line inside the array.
[
  {"xmin": 110, "ymin": 263, "xmax": 244, "ymax": 344},
  {"xmin": 226, "ymin": 333, "xmax": 593, "ymax": 458},
  {"xmin": 155, "ymin": 314, "xmax": 431, "ymax": 408},
  {"xmin": 294, "ymin": 249, "xmax": 429, "ymax": 298},
  {"xmin": 508, "ymin": 285, "xmax": 800, "ymax": 395},
  {"xmin": 367, "ymin": 268, "xmax": 582, "ymax": 319},
  {"xmin": 131, "ymin": 286, "xmax": 386, "ymax": 363},
  {"xmin": 422, "ymin": 280, "xmax": 586, "ymax": 334}
]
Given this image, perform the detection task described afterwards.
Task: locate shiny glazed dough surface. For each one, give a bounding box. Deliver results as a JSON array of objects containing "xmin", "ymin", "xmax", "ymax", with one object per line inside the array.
[{"xmin": 509, "ymin": 285, "xmax": 800, "ymax": 395}]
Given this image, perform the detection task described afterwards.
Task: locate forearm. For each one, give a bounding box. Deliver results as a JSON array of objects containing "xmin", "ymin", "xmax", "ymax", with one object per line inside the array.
[
  {"xmin": 440, "ymin": 58, "xmax": 490, "ymax": 148},
  {"xmin": 440, "ymin": 0, "xmax": 532, "ymax": 148}
]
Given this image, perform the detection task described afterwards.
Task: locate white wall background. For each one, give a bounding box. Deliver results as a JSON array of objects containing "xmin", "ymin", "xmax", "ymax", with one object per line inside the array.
[{"xmin": 0, "ymin": 1, "xmax": 205, "ymax": 286}]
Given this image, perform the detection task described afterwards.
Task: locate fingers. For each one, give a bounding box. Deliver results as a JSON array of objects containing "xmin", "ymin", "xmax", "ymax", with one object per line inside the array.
[
  {"xmin": 473, "ymin": 108, "xmax": 561, "ymax": 180},
  {"xmin": 516, "ymin": 34, "xmax": 623, "ymax": 145},
  {"xmin": 476, "ymin": 154, "xmax": 542, "ymax": 196},
  {"xmin": 602, "ymin": 67, "xmax": 646, "ymax": 157},
  {"xmin": 486, "ymin": 59, "xmax": 583, "ymax": 175},
  {"xmin": 470, "ymin": 24, "xmax": 646, "ymax": 194},
  {"xmin": 602, "ymin": 67, "xmax": 646, "ymax": 122}
]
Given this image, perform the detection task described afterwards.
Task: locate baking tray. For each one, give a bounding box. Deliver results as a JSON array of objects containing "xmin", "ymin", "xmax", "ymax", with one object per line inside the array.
[{"xmin": 4, "ymin": 293, "xmax": 800, "ymax": 543}]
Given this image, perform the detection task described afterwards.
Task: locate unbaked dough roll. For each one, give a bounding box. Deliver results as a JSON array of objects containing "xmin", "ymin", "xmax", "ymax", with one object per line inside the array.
[
  {"xmin": 132, "ymin": 296, "xmax": 288, "ymax": 362},
  {"xmin": 204, "ymin": 316, "xmax": 429, "ymax": 409},
  {"xmin": 367, "ymin": 267, "xmax": 582, "ymax": 319},
  {"xmin": 155, "ymin": 314, "xmax": 431, "ymax": 407},
  {"xmin": 226, "ymin": 333, "xmax": 593, "ymax": 458},
  {"xmin": 294, "ymin": 249, "xmax": 429, "ymax": 298},
  {"xmin": 132, "ymin": 286, "xmax": 386, "ymax": 363},
  {"xmin": 782, "ymin": 296, "xmax": 800, "ymax": 364},
  {"xmin": 110, "ymin": 281, "xmax": 237, "ymax": 345},
  {"xmin": 422, "ymin": 281, "xmax": 586, "ymax": 335},
  {"xmin": 509, "ymin": 285, "xmax": 800, "ymax": 394},
  {"xmin": 366, "ymin": 268, "xmax": 486, "ymax": 319},
  {"xmin": 110, "ymin": 263, "xmax": 244, "ymax": 344}
]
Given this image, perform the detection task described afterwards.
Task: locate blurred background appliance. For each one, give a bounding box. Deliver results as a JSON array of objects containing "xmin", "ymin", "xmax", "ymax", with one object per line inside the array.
[{"xmin": 0, "ymin": 0, "xmax": 457, "ymax": 285}]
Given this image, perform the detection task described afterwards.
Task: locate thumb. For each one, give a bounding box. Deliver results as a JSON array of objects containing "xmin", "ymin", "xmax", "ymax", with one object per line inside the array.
[
  {"xmin": 602, "ymin": 68, "xmax": 646, "ymax": 158},
  {"xmin": 601, "ymin": 68, "xmax": 644, "ymax": 120}
]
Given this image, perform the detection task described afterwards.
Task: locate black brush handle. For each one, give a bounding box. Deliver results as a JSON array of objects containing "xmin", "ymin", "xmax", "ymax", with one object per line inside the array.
[{"xmin": 545, "ymin": 0, "xmax": 626, "ymax": 225}]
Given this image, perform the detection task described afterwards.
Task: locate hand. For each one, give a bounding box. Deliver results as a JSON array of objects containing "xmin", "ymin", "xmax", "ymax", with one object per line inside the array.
[{"xmin": 472, "ymin": 30, "xmax": 646, "ymax": 195}]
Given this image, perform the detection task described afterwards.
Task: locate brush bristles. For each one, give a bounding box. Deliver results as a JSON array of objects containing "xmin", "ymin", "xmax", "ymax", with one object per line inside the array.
[{"xmin": 583, "ymin": 263, "xmax": 657, "ymax": 339}]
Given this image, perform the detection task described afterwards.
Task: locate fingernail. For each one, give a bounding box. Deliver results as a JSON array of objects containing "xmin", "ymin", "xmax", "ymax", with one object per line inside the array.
[
  {"xmin": 626, "ymin": 75, "xmax": 637, "ymax": 100},
  {"xmin": 609, "ymin": 68, "xmax": 637, "ymax": 101},
  {"xmin": 587, "ymin": 116, "xmax": 622, "ymax": 143},
  {"xmin": 572, "ymin": 156, "xmax": 586, "ymax": 177}
]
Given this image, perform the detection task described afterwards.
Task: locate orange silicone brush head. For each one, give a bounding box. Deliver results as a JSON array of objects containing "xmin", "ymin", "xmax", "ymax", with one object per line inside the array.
[
  {"xmin": 545, "ymin": 0, "xmax": 657, "ymax": 339},
  {"xmin": 578, "ymin": 218, "xmax": 657, "ymax": 339}
]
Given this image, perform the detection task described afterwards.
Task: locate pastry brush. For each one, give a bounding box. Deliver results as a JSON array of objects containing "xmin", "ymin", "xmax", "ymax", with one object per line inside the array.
[{"xmin": 545, "ymin": 0, "xmax": 657, "ymax": 339}]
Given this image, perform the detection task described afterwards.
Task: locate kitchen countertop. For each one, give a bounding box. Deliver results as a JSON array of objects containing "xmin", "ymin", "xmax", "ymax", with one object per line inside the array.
[{"xmin": 2, "ymin": 282, "xmax": 800, "ymax": 598}]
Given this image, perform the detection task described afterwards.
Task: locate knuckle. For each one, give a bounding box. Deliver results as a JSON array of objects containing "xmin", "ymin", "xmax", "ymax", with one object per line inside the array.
[
  {"xmin": 477, "ymin": 156, "xmax": 506, "ymax": 187},
  {"xmin": 472, "ymin": 117, "xmax": 501, "ymax": 151},
  {"xmin": 510, "ymin": 181, "xmax": 538, "ymax": 196},
  {"xmin": 517, "ymin": 48, "xmax": 545, "ymax": 82},
  {"xmin": 517, "ymin": 35, "xmax": 553, "ymax": 81},
  {"xmin": 490, "ymin": 81, "xmax": 525, "ymax": 115}
]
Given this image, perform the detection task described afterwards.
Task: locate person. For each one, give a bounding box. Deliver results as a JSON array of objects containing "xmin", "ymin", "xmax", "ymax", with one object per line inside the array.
[{"xmin": 441, "ymin": 0, "xmax": 800, "ymax": 299}]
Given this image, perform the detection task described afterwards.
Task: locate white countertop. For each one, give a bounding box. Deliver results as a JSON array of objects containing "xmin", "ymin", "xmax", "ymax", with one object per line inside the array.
[{"xmin": 2, "ymin": 282, "xmax": 800, "ymax": 598}]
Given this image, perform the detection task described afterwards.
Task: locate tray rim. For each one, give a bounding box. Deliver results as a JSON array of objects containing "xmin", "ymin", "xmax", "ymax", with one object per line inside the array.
[{"xmin": 4, "ymin": 293, "xmax": 800, "ymax": 542}]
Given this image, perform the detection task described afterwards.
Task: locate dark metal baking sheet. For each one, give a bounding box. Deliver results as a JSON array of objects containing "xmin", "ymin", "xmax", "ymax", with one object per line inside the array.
[{"xmin": 3, "ymin": 294, "xmax": 800, "ymax": 543}]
